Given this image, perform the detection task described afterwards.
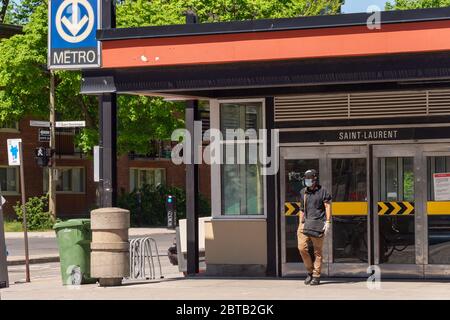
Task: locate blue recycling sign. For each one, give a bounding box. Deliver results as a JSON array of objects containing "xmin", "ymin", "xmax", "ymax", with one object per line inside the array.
[{"xmin": 48, "ymin": 0, "xmax": 101, "ymax": 69}]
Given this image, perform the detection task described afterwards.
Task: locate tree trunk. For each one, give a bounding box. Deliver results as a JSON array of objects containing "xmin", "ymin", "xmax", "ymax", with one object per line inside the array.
[{"xmin": 0, "ymin": 0, "xmax": 10, "ymax": 24}]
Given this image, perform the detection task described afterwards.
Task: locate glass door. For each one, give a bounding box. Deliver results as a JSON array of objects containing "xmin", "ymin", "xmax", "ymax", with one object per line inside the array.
[
  {"xmin": 280, "ymin": 147, "xmax": 327, "ymax": 276},
  {"xmin": 328, "ymin": 146, "xmax": 369, "ymax": 277},
  {"xmin": 280, "ymin": 145, "xmax": 369, "ymax": 277},
  {"xmin": 422, "ymin": 144, "xmax": 450, "ymax": 278},
  {"xmin": 373, "ymin": 145, "xmax": 423, "ymax": 277}
]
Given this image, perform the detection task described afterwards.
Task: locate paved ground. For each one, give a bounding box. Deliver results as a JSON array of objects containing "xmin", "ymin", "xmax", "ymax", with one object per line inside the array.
[
  {"xmin": 2, "ymin": 272, "xmax": 450, "ymax": 300},
  {"xmin": 3, "ymin": 227, "xmax": 450, "ymax": 300}
]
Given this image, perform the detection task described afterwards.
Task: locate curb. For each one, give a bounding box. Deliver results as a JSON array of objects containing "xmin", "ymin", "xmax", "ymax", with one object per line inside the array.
[{"xmin": 7, "ymin": 256, "xmax": 60, "ymax": 266}]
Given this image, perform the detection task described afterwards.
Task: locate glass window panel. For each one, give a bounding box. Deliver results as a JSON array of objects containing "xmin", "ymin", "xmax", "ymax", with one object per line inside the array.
[
  {"xmin": 331, "ymin": 158, "xmax": 368, "ymax": 263},
  {"xmin": 155, "ymin": 169, "xmax": 162, "ymax": 186},
  {"xmin": 130, "ymin": 169, "xmax": 137, "ymax": 191},
  {"xmin": 333, "ymin": 216, "xmax": 368, "ymax": 263},
  {"xmin": 332, "ymin": 158, "xmax": 367, "ymax": 202},
  {"xmin": 379, "ymin": 157, "xmax": 415, "ymax": 264},
  {"xmin": 44, "ymin": 168, "xmax": 84, "ymax": 193},
  {"xmin": 384, "ymin": 158, "xmax": 398, "ymax": 201},
  {"xmin": 379, "ymin": 216, "xmax": 415, "ymax": 264},
  {"xmin": 284, "ymin": 159, "xmax": 319, "ymax": 263},
  {"xmin": 131, "ymin": 169, "xmax": 166, "ymax": 190},
  {"xmin": 428, "ymin": 216, "xmax": 450, "ymax": 264},
  {"xmin": 72, "ymin": 168, "xmax": 81, "ymax": 192},
  {"xmin": 403, "ymin": 158, "xmax": 414, "ymax": 202},
  {"xmin": 221, "ymin": 164, "xmax": 241, "ymax": 215},
  {"xmin": 427, "ymin": 156, "xmax": 450, "ymax": 264},
  {"xmin": 0, "ymin": 167, "xmax": 18, "ymax": 193},
  {"xmin": 220, "ymin": 102, "xmax": 263, "ymax": 216},
  {"xmin": 428, "ymin": 156, "xmax": 450, "ymax": 201}
]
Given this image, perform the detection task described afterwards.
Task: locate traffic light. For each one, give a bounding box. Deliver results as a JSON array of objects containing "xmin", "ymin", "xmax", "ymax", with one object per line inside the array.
[
  {"xmin": 166, "ymin": 195, "xmax": 177, "ymax": 229},
  {"xmin": 35, "ymin": 147, "xmax": 52, "ymax": 167}
]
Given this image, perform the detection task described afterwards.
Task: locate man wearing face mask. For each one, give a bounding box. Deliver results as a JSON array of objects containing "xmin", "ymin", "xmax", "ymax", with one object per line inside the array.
[{"xmin": 297, "ymin": 169, "xmax": 332, "ymax": 286}]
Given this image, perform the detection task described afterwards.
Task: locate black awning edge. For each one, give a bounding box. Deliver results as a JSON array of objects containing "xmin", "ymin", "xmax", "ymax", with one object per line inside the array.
[{"xmin": 97, "ymin": 7, "xmax": 450, "ymax": 41}]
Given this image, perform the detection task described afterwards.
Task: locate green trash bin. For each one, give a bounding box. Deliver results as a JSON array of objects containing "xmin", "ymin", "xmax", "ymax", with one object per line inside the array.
[{"xmin": 53, "ymin": 219, "xmax": 96, "ymax": 285}]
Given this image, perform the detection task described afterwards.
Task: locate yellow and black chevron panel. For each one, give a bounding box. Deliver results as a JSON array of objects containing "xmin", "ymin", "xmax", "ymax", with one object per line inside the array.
[
  {"xmin": 378, "ymin": 202, "xmax": 414, "ymax": 215},
  {"xmin": 284, "ymin": 202, "xmax": 302, "ymax": 216}
]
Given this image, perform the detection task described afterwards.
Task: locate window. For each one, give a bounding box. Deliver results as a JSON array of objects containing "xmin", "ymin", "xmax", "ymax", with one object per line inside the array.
[
  {"xmin": 0, "ymin": 120, "xmax": 19, "ymax": 131},
  {"xmin": 220, "ymin": 102, "xmax": 264, "ymax": 216},
  {"xmin": 427, "ymin": 156, "xmax": 450, "ymax": 265},
  {"xmin": 130, "ymin": 168, "xmax": 166, "ymax": 191},
  {"xmin": 44, "ymin": 167, "xmax": 85, "ymax": 193},
  {"xmin": 0, "ymin": 166, "xmax": 19, "ymax": 194}
]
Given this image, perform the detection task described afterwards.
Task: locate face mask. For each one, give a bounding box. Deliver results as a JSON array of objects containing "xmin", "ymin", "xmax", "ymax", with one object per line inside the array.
[{"xmin": 305, "ymin": 179, "xmax": 313, "ymax": 187}]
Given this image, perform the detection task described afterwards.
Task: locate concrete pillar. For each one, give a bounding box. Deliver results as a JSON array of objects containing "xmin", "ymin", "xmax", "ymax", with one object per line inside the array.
[{"xmin": 90, "ymin": 207, "xmax": 129, "ymax": 286}]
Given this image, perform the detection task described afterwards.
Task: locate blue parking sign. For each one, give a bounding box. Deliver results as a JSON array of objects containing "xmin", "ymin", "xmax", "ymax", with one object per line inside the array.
[{"xmin": 48, "ymin": 0, "xmax": 101, "ymax": 69}]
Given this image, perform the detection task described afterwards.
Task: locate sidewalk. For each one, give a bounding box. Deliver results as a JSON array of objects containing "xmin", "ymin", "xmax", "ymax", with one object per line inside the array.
[{"xmin": 1, "ymin": 276, "xmax": 450, "ymax": 300}]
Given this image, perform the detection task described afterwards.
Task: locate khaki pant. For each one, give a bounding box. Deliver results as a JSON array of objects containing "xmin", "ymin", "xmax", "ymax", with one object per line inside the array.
[{"xmin": 297, "ymin": 223, "xmax": 325, "ymax": 278}]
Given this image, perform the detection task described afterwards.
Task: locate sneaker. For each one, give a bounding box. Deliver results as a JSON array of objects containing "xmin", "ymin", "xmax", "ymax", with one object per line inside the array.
[
  {"xmin": 310, "ymin": 277, "xmax": 320, "ymax": 286},
  {"xmin": 304, "ymin": 273, "xmax": 313, "ymax": 285}
]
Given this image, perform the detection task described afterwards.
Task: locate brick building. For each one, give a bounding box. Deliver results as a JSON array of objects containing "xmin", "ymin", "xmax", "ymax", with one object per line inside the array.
[{"xmin": 0, "ymin": 116, "xmax": 210, "ymax": 219}]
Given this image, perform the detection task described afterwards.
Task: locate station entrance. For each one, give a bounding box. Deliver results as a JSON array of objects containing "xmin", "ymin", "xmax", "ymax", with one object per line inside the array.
[{"xmin": 281, "ymin": 142, "xmax": 450, "ymax": 278}]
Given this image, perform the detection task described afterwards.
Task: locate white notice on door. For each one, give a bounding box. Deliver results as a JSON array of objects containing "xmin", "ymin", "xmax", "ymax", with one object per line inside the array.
[{"xmin": 433, "ymin": 173, "xmax": 450, "ymax": 201}]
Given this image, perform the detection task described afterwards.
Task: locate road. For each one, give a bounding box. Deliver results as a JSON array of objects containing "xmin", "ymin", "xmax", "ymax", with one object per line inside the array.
[
  {"xmin": 6, "ymin": 233, "xmax": 176, "ymax": 258},
  {"xmin": 6, "ymin": 232, "xmax": 181, "ymax": 284}
]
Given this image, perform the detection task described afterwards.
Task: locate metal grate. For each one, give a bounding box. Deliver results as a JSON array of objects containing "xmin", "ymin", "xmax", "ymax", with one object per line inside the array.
[{"xmin": 274, "ymin": 89, "xmax": 450, "ymax": 122}]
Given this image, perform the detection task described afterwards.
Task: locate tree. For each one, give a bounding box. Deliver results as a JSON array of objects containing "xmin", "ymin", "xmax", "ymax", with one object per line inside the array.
[
  {"xmin": 386, "ymin": 0, "xmax": 450, "ymax": 9},
  {"xmin": 116, "ymin": 0, "xmax": 344, "ymax": 27},
  {"xmin": 0, "ymin": 0, "xmax": 9, "ymax": 23},
  {"xmin": 0, "ymin": 0, "xmax": 344, "ymax": 155}
]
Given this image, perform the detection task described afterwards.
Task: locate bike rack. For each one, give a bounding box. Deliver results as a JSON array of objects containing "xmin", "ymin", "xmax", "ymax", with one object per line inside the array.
[{"xmin": 128, "ymin": 237, "xmax": 164, "ymax": 280}]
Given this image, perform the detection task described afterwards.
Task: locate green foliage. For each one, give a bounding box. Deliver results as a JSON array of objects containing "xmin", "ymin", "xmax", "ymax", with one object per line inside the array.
[
  {"xmin": 118, "ymin": 184, "xmax": 210, "ymax": 227},
  {"xmin": 116, "ymin": 0, "xmax": 344, "ymax": 27},
  {"xmin": 3, "ymin": 220, "xmax": 23, "ymax": 232},
  {"xmin": 0, "ymin": 0, "xmax": 343, "ymax": 155},
  {"xmin": 117, "ymin": 95, "xmax": 185, "ymax": 154},
  {"xmin": 386, "ymin": 0, "xmax": 450, "ymax": 9},
  {"xmin": 4, "ymin": 0, "xmax": 44, "ymax": 25},
  {"xmin": 13, "ymin": 195, "xmax": 56, "ymax": 231}
]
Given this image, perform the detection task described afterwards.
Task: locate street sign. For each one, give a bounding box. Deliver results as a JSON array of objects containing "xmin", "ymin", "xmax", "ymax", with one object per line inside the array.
[
  {"xmin": 30, "ymin": 120, "xmax": 86, "ymax": 128},
  {"xmin": 56, "ymin": 120, "xmax": 86, "ymax": 128},
  {"xmin": 48, "ymin": 0, "xmax": 101, "ymax": 69},
  {"xmin": 30, "ymin": 120, "xmax": 50, "ymax": 127},
  {"xmin": 7, "ymin": 139, "xmax": 22, "ymax": 166},
  {"xmin": 39, "ymin": 128, "xmax": 51, "ymax": 142},
  {"xmin": 93, "ymin": 145, "xmax": 100, "ymax": 182}
]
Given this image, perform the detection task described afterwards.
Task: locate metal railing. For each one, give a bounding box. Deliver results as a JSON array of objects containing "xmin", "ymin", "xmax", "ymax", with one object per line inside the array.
[{"xmin": 129, "ymin": 237, "xmax": 164, "ymax": 280}]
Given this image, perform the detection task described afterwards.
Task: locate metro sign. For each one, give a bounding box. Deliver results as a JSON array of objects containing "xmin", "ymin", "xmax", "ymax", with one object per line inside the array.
[{"xmin": 48, "ymin": 0, "xmax": 101, "ymax": 69}]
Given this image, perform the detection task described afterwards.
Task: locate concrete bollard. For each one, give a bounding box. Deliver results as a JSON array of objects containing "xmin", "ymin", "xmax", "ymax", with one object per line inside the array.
[{"xmin": 90, "ymin": 207, "xmax": 130, "ymax": 287}]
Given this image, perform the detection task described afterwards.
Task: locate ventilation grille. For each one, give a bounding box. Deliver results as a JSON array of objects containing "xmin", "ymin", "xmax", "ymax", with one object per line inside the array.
[{"xmin": 275, "ymin": 89, "xmax": 450, "ymax": 122}]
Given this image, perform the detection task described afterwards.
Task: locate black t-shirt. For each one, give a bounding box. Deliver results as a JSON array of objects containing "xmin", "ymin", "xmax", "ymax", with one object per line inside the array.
[{"xmin": 299, "ymin": 185, "xmax": 332, "ymax": 221}]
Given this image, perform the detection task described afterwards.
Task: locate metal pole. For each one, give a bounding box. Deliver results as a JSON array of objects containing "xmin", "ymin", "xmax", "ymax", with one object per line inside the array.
[
  {"xmin": 186, "ymin": 100, "xmax": 200, "ymax": 275},
  {"xmin": 99, "ymin": 93, "xmax": 117, "ymax": 207},
  {"xmin": 0, "ymin": 186, "xmax": 9, "ymax": 288},
  {"xmin": 49, "ymin": 70, "xmax": 56, "ymax": 218},
  {"xmin": 185, "ymin": 9, "xmax": 200, "ymax": 277},
  {"xmin": 368, "ymin": 144, "xmax": 375, "ymax": 267},
  {"xmin": 19, "ymin": 141, "xmax": 30, "ymax": 282}
]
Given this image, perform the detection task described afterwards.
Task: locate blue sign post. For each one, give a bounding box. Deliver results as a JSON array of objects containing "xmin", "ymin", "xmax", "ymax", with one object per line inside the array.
[{"xmin": 48, "ymin": 0, "xmax": 101, "ymax": 69}]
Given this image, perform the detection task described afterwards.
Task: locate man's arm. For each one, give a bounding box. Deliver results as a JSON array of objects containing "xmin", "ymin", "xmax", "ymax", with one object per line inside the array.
[{"xmin": 325, "ymin": 202, "xmax": 331, "ymax": 222}]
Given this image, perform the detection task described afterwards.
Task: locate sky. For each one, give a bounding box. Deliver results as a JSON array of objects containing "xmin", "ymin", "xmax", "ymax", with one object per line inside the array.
[{"xmin": 342, "ymin": 0, "xmax": 390, "ymax": 13}]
